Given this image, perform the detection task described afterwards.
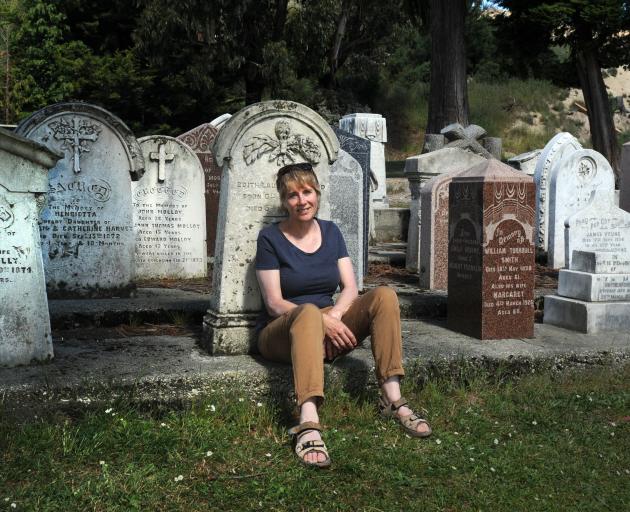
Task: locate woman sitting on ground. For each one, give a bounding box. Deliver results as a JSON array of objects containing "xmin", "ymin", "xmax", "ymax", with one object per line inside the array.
[{"xmin": 255, "ymin": 162, "xmax": 431, "ymax": 468}]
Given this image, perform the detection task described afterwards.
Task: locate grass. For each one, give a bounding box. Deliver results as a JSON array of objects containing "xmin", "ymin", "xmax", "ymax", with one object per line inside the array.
[{"xmin": 1, "ymin": 364, "xmax": 629, "ymax": 511}]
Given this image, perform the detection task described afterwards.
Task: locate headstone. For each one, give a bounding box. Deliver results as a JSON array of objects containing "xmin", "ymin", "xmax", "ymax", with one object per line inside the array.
[
  {"xmin": 441, "ymin": 123, "xmax": 493, "ymax": 158},
  {"xmin": 339, "ymin": 113, "xmax": 388, "ymax": 206},
  {"xmin": 507, "ymin": 149, "xmax": 541, "ymax": 176},
  {"xmin": 533, "ymin": 132, "xmax": 582, "ymax": 252},
  {"xmin": 204, "ymin": 101, "xmax": 339, "ymax": 355},
  {"xmin": 564, "ymin": 198, "xmax": 630, "ymax": 270},
  {"xmin": 419, "ymin": 168, "xmax": 468, "ymax": 290},
  {"xmin": 620, "ymin": 142, "xmax": 630, "ymax": 213},
  {"xmin": 483, "ymin": 137, "xmax": 502, "ymax": 159},
  {"xmin": 422, "ymin": 133, "xmax": 445, "ymax": 153},
  {"xmin": 16, "ymin": 102, "xmax": 144, "ymax": 297},
  {"xmin": 330, "ymin": 149, "xmax": 364, "ymax": 289},
  {"xmin": 404, "ymin": 148, "xmax": 485, "ymax": 272},
  {"xmin": 210, "ymin": 113, "xmax": 232, "ymax": 130},
  {"xmin": 0, "ymin": 128, "xmax": 61, "ymax": 367},
  {"xmin": 447, "ymin": 159, "xmax": 536, "ymax": 339},
  {"xmin": 544, "ymin": 201, "xmax": 630, "ymax": 333},
  {"xmin": 547, "ymin": 149, "xmax": 615, "ymax": 269},
  {"xmin": 132, "ymin": 135, "xmax": 206, "ymax": 279},
  {"xmin": 177, "ymin": 123, "xmax": 221, "ymax": 257},
  {"xmin": 332, "ymin": 126, "xmax": 371, "ymax": 274}
]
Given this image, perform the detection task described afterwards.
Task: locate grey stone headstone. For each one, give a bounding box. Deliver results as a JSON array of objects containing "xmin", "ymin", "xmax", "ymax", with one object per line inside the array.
[
  {"xmin": 404, "ymin": 148, "xmax": 485, "ymax": 273},
  {"xmin": 548, "ymin": 149, "xmax": 615, "ymax": 269},
  {"xmin": 507, "ymin": 149, "xmax": 541, "ymax": 176},
  {"xmin": 534, "ymin": 132, "xmax": 582, "ymax": 252},
  {"xmin": 339, "ymin": 113, "xmax": 388, "ymax": 207},
  {"xmin": 177, "ymin": 123, "xmax": 220, "ymax": 257},
  {"xmin": 133, "ymin": 135, "xmax": 207, "ymax": 279},
  {"xmin": 332, "ymin": 126, "xmax": 370, "ymax": 273},
  {"xmin": 16, "ymin": 102, "xmax": 144, "ymax": 298},
  {"xmin": 203, "ymin": 101, "xmax": 339, "ymax": 355},
  {"xmin": 330, "ymin": 149, "xmax": 364, "ymax": 290},
  {"xmin": 0, "ymin": 128, "xmax": 61, "ymax": 367}
]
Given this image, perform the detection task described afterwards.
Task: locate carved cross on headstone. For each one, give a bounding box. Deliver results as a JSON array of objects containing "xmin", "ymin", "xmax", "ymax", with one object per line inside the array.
[
  {"xmin": 441, "ymin": 123, "xmax": 493, "ymax": 159},
  {"xmin": 49, "ymin": 117, "xmax": 101, "ymax": 174},
  {"xmin": 149, "ymin": 142, "xmax": 175, "ymax": 182}
]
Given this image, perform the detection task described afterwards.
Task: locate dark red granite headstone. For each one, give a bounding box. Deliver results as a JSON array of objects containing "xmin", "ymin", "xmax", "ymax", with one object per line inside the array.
[
  {"xmin": 447, "ymin": 159, "xmax": 535, "ymax": 339},
  {"xmin": 177, "ymin": 123, "xmax": 220, "ymax": 258}
]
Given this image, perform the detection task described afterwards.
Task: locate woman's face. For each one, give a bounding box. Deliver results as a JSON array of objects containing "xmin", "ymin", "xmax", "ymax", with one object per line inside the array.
[{"xmin": 283, "ymin": 181, "xmax": 319, "ymax": 223}]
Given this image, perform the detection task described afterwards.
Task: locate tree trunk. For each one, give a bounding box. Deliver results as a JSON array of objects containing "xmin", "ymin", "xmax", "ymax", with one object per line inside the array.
[
  {"xmin": 575, "ymin": 46, "xmax": 620, "ymax": 184},
  {"xmin": 426, "ymin": 0, "xmax": 469, "ymax": 134}
]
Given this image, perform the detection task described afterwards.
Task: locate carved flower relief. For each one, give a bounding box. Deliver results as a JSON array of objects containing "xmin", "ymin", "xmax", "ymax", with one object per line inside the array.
[
  {"xmin": 243, "ymin": 120, "xmax": 321, "ymax": 166},
  {"xmin": 576, "ymin": 157, "xmax": 596, "ymax": 183}
]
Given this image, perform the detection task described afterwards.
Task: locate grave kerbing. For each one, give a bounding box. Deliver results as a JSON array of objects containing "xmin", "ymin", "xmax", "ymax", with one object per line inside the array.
[
  {"xmin": 16, "ymin": 102, "xmax": 144, "ymax": 298},
  {"xmin": 203, "ymin": 101, "xmax": 339, "ymax": 355},
  {"xmin": 0, "ymin": 128, "xmax": 62, "ymax": 367}
]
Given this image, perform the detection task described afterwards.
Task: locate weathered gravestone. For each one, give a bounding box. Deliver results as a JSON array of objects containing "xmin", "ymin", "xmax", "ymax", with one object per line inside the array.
[
  {"xmin": 339, "ymin": 113, "xmax": 388, "ymax": 206},
  {"xmin": 543, "ymin": 202, "xmax": 630, "ymax": 333},
  {"xmin": 419, "ymin": 168, "xmax": 468, "ymax": 290},
  {"xmin": 132, "ymin": 135, "xmax": 206, "ymax": 279},
  {"xmin": 203, "ymin": 101, "xmax": 339, "ymax": 355},
  {"xmin": 422, "ymin": 123, "xmax": 502, "ymax": 159},
  {"xmin": 0, "ymin": 128, "xmax": 61, "ymax": 367},
  {"xmin": 507, "ymin": 149, "xmax": 541, "ymax": 176},
  {"xmin": 534, "ymin": 132, "xmax": 582, "ymax": 252},
  {"xmin": 210, "ymin": 113, "xmax": 232, "ymax": 130},
  {"xmin": 330, "ymin": 149, "xmax": 364, "ymax": 290},
  {"xmin": 547, "ymin": 149, "xmax": 615, "ymax": 269},
  {"xmin": 332, "ymin": 126, "xmax": 371, "ymax": 276},
  {"xmin": 620, "ymin": 141, "xmax": 630, "ymax": 213},
  {"xmin": 447, "ymin": 159, "xmax": 536, "ymax": 339},
  {"xmin": 405, "ymin": 148, "xmax": 485, "ymax": 273},
  {"xmin": 177, "ymin": 123, "xmax": 220, "ymax": 257}
]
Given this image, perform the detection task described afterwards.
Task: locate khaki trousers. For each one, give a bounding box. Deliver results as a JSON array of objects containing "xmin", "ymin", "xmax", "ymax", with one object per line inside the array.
[{"xmin": 257, "ymin": 286, "xmax": 405, "ymax": 406}]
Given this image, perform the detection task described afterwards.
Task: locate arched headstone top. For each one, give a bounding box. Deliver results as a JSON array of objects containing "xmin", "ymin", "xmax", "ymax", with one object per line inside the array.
[
  {"xmin": 178, "ymin": 123, "xmax": 219, "ymax": 153},
  {"xmin": 213, "ymin": 101, "xmax": 339, "ymax": 166},
  {"xmin": 16, "ymin": 102, "xmax": 145, "ymax": 180}
]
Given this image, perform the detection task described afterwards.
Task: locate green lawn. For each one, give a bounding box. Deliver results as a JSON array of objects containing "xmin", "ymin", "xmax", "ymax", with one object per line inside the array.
[{"xmin": 1, "ymin": 364, "xmax": 629, "ymax": 511}]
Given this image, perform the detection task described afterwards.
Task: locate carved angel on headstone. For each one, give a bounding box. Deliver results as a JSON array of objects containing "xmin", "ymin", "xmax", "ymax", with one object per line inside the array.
[{"xmin": 243, "ymin": 120, "xmax": 321, "ymax": 166}]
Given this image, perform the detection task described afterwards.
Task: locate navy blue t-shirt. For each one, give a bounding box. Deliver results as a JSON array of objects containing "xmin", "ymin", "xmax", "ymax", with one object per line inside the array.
[{"xmin": 255, "ymin": 218, "xmax": 349, "ymax": 327}]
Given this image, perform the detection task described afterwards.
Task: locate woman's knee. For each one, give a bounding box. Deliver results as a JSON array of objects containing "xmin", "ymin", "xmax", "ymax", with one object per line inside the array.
[
  {"xmin": 371, "ymin": 286, "xmax": 399, "ymax": 308},
  {"xmin": 290, "ymin": 303, "xmax": 324, "ymax": 331}
]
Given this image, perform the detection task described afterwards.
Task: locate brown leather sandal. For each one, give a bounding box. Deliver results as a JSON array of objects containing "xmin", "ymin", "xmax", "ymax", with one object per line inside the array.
[
  {"xmin": 287, "ymin": 421, "xmax": 332, "ymax": 469},
  {"xmin": 379, "ymin": 396, "xmax": 432, "ymax": 438}
]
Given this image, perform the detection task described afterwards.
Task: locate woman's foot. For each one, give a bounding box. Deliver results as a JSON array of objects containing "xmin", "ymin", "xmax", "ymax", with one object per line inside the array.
[
  {"xmin": 294, "ymin": 399, "xmax": 329, "ymax": 465},
  {"xmin": 380, "ymin": 377, "xmax": 432, "ymax": 437}
]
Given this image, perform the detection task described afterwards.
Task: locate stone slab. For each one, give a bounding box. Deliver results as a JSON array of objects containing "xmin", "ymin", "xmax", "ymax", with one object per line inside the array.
[
  {"xmin": 133, "ymin": 135, "xmax": 207, "ymax": 279},
  {"xmin": 16, "ymin": 102, "xmax": 144, "ymax": 298},
  {"xmin": 548, "ymin": 149, "xmax": 615, "ymax": 269},
  {"xmin": 507, "ymin": 149, "xmax": 541, "ymax": 176},
  {"xmin": 544, "ymin": 294, "xmax": 630, "ymax": 333},
  {"xmin": 0, "ymin": 129, "xmax": 61, "ymax": 367},
  {"xmin": 571, "ymin": 250, "xmax": 630, "ymax": 274},
  {"xmin": 558, "ymin": 269, "xmax": 630, "ymax": 301},
  {"xmin": 331, "ymin": 149, "xmax": 364, "ymax": 289},
  {"xmin": 564, "ymin": 200, "xmax": 630, "ymax": 269},
  {"xmin": 534, "ymin": 132, "xmax": 582, "ymax": 251}
]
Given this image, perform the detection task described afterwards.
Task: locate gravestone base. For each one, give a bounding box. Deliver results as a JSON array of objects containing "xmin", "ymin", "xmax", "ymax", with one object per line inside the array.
[
  {"xmin": 201, "ymin": 310, "xmax": 258, "ymax": 355},
  {"xmin": 47, "ymin": 283, "xmax": 136, "ymax": 300},
  {"xmin": 558, "ymin": 270, "xmax": 630, "ymax": 302},
  {"xmin": 544, "ymin": 295, "xmax": 630, "ymax": 333}
]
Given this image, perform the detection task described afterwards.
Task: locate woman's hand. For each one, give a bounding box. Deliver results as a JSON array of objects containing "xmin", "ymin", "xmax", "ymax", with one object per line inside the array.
[{"xmin": 322, "ymin": 312, "xmax": 356, "ymax": 352}]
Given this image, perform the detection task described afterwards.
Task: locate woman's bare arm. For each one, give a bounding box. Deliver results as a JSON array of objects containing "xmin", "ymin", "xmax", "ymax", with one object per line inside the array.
[{"xmin": 256, "ymin": 269, "xmax": 297, "ymax": 318}]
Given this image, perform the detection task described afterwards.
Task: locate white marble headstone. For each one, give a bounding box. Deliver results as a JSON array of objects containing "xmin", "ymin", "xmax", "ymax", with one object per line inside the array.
[
  {"xmin": 133, "ymin": 135, "xmax": 207, "ymax": 279},
  {"xmin": 16, "ymin": 102, "xmax": 144, "ymax": 297},
  {"xmin": 204, "ymin": 101, "xmax": 339, "ymax": 355},
  {"xmin": 331, "ymin": 149, "xmax": 364, "ymax": 290},
  {"xmin": 534, "ymin": 132, "xmax": 582, "ymax": 251},
  {"xmin": 548, "ymin": 149, "xmax": 615, "ymax": 268},
  {"xmin": 210, "ymin": 113, "xmax": 232, "ymax": 131},
  {"xmin": 0, "ymin": 128, "xmax": 61, "ymax": 367},
  {"xmin": 339, "ymin": 113, "xmax": 388, "ymax": 206},
  {"xmin": 564, "ymin": 198, "xmax": 630, "ymax": 270}
]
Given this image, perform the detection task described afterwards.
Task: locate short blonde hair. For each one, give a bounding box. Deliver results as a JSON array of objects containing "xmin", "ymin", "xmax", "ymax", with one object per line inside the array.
[{"xmin": 276, "ymin": 163, "xmax": 321, "ymax": 205}]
